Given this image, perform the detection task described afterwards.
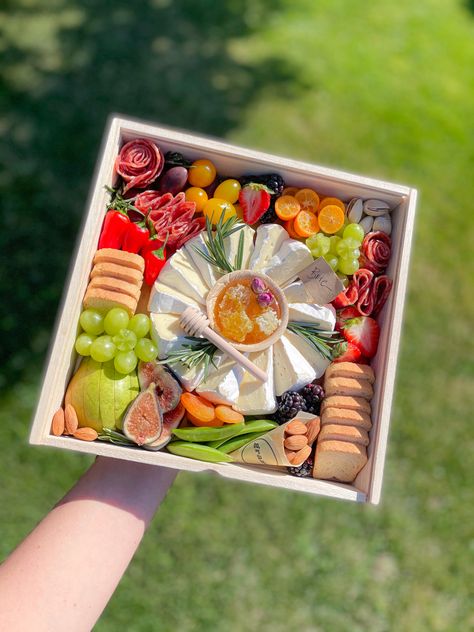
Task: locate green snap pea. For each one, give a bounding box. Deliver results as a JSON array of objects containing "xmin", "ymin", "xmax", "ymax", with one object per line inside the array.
[
  {"xmin": 172, "ymin": 423, "xmax": 245, "ymax": 443},
  {"xmin": 207, "ymin": 419, "xmax": 278, "ymax": 449},
  {"xmin": 217, "ymin": 430, "xmax": 269, "ymax": 454},
  {"xmin": 166, "ymin": 440, "xmax": 233, "ymax": 463}
]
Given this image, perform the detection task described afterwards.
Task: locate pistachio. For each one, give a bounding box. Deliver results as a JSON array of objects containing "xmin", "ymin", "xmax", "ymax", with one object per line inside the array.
[
  {"xmin": 347, "ymin": 198, "xmax": 364, "ymax": 223},
  {"xmin": 359, "ymin": 215, "xmax": 374, "ymax": 234},
  {"xmin": 373, "ymin": 214, "xmax": 392, "ymax": 235},
  {"xmin": 363, "ymin": 199, "xmax": 391, "ymax": 216}
]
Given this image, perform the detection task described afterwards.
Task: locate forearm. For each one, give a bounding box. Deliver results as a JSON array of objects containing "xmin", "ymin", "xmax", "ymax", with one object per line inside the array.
[{"xmin": 0, "ymin": 457, "xmax": 176, "ymax": 632}]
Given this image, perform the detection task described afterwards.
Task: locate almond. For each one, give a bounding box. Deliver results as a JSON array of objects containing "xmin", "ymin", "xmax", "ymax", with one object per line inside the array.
[
  {"xmin": 306, "ymin": 417, "xmax": 321, "ymax": 445},
  {"xmin": 284, "ymin": 448, "xmax": 297, "ymax": 463},
  {"xmin": 64, "ymin": 404, "xmax": 79, "ymax": 435},
  {"xmin": 284, "ymin": 434, "xmax": 308, "ymax": 451},
  {"xmin": 73, "ymin": 427, "xmax": 98, "ymax": 441},
  {"xmin": 290, "ymin": 444, "xmax": 312, "ymax": 465},
  {"xmin": 285, "ymin": 420, "xmax": 307, "ymax": 435},
  {"xmin": 51, "ymin": 408, "xmax": 65, "ymax": 436}
]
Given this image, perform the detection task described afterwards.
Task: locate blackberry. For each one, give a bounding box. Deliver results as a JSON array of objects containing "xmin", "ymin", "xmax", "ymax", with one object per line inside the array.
[
  {"xmin": 287, "ymin": 456, "xmax": 314, "ymax": 478},
  {"xmin": 259, "ymin": 200, "xmax": 278, "ymax": 224},
  {"xmin": 164, "ymin": 151, "xmax": 192, "ymax": 167},
  {"xmin": 261, "ymin": 173, "xmax": 285, "ymax": 196},
  {"xmin": 301, "ymin": 383, "xmax": 325, "ymax": 415},
  {"xmin": 273, "ymin": 391, "xmax": 307, "ymax": 424}
]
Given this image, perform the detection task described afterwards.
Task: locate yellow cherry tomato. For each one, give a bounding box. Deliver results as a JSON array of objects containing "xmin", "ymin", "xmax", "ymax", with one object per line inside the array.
[
  {"xmin": 185, "ymin": 187, "xmax": 208, "ymax": 212},
  {"xmin": 214, "ymin": 178, "xmax": 241, "ymax": 204},
  {"xmin": 188, "ymin": 159, "xmax": 217, "ymax": 188},
  {"xmin": 203, "ymin": 198, "xmax": 236, "ymax": 225}
]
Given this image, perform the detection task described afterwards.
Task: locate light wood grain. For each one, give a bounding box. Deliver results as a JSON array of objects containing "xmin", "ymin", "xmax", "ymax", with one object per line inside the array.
[{"xmin": 29, "ymin": 115, "xmax": 417, "ymax": 504}]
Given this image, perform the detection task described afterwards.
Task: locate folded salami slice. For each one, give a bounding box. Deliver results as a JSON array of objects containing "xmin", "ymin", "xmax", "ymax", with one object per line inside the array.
[
  {"xmin": 371, "ymin": 275, "xmax": 393, "ymax": 315},
  {"xmin": 175, "ymin": 216, "xmax": 206, "ymax": 249},
  {"xmin": 360, "ymin": 231, "xmax": 391, "ymax": 274},
  {"xmin": 332, "ymin": 283, "xmax": 359, "ymax": 309}
]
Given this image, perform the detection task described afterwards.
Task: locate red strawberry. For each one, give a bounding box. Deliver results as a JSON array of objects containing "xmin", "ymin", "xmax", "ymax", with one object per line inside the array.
[
  {"xmin": 335, "ymin": 306, "xmax": 360, "ymax": 331},
  {"xmin": 341, "ymin": 316, "xmax": 380, "ymax": 358},
  {"xmin": 332, "ymin": 341, "xmax": 362, "ymax": 363},
  {"xmin": 238, "ymin": 183, "xmax": 271, "ymax": 225}
]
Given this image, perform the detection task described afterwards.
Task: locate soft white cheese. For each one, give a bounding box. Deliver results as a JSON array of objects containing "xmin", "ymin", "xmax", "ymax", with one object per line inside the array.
[
  {"xmin": 148, "ymin": 281, "xmax": 201, "ymax": 314},
  {"xmin": 283, "ymin": 280, "xmax": 310, "ymax": 303},
  {"xmin": 288, "ymin": 303, "xmax": 336, "ymax": 331},
  {"xmin": 169, "ymin": 361, "xmax": 205, "ymax": 392},
  {"xmin": 150, "ymin": 313, "xmax": 188, "ymax": 360},
  {"xmin": 272, "ymin": 334, "xmax": 316, "ymax": 396},
  {"xmin": 196, "ymin": 356, "xmax": 243, "ymax": 405},
  {"xmin": 184, "ymin": 232, "xmax": 219, "ymax": 289},
  {"xmin": 283, "ymin": 330, "xmax": 330, "ymax": 379},
  {"xmin": 261, "ymin": 240, "xmax": 313, "ymax": 287},
  {"xmin": 158, "ymin": 248, "xmax": 208, "ymax": 305},
  {"xmin": 224, "ymin": 225, "xmax": 255, "ymax": 270},
  {"xmin": 248, "ymin": 224, "xmax": 289, "ymax": 271},
  {"xmin": 233, "ymin": 348, "xmax": 277, "ymax": 414}
]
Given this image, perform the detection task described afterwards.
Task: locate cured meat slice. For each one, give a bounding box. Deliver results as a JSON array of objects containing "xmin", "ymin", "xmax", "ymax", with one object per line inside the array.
[
  {"xmin": 332, "ymin": 283, "xmax": 358, "ymax": 309},
  {"xmin": 371, "ymin": 275, "xmax": 393, "ymax": 315},
  {"xmin": 175, "ymin": 217, "xmax": 206, "ymax": 249},
  {"xmin": 115, "ymin": 139, "xmax": 163, "ymax": 194},
  {"xmin": 359, "ymin": 231, "xmax": 391, "ymax": 274}
]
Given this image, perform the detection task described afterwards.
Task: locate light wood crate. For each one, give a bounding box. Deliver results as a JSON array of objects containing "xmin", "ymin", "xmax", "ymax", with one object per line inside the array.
[{"xmin": 29, "ymin": 116, "xmax": 417, "ymax": 504}]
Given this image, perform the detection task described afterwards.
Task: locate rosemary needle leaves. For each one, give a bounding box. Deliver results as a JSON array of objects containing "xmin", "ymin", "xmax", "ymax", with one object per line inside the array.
[
  {"xmin": 193, "ymin": 212, "xmax": 245, "ymax": 273},
  {"xmin": 287, "ymin": 322, "xmax": 344, "ymax": 361}
]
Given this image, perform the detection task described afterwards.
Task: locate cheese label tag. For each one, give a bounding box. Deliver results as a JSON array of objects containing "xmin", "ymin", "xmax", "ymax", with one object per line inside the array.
[{"xmin": 298, "ymin": 257, "xmax": 344, "ymax": 304}]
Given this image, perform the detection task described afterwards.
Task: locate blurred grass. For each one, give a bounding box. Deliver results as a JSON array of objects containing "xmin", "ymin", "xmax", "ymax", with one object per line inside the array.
[{"xmin": 1, "ymin": 0, "xmax": 473, "ymax": 630}]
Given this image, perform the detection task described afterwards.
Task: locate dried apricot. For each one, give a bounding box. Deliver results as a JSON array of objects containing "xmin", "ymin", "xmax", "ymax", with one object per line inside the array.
[
  {"xmin": 186, "ymin": 411, "xmax": 222, "ymax": 427},
  {"xmin": 295, "ymin": 188, "xmax": 320, "ymax": 214},
  {"xmin": 319, "ymin": 197, "xmax": 345, "ymax": 213},
  {"xmin": 275, "ymin": 195, "xmax": 300, "ymax": 221},
  {"xmin": 293, "ymin": 210, "xmax": 319, "ymax": 237},
  {"xmin": 318, "ymin": 204, "xmax": 345, "ymax": 234},
  {"xmin": 215, "ymin": 405, "xmax": 244, "ymax": 424},
  {"xmin": 181, "ymin": 392, "xmax": 215, "ymax": 423}
]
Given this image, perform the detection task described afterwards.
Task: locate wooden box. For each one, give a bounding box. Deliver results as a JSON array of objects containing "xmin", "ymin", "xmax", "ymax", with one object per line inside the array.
[{"xmin": 29, "ymin": 116, "xmax": 417, "ymax": 504}]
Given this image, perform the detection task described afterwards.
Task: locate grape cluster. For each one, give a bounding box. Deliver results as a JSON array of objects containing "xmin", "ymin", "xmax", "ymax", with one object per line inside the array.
[
  {"xmin": 75, "ymin": 308, "xmax": 158, "ymax": 375},
  {"xmin": 306, "ymin": 223, "xmax": 365, "ymax": 276}
]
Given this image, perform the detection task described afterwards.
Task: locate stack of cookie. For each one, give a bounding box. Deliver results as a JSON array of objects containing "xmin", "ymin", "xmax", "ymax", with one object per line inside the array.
[
  {"xmin": 83, "ymin": 248, "xmax": 144, "ymax": 315},
  {"xmin": 312, "ymin": 362, "xmax": 375, "ymax": 483}
]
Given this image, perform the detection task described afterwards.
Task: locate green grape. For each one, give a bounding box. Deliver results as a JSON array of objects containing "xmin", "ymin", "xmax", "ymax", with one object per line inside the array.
[
  {"xmin": 90, "ymin": 335, "xmax": 116, "ymax": 362},
  {"xmin": 335, "ymin": 217, "xmax": 349, "ymax": 237},
  {"xmin": 328, "ymin": 235, "xmax": 341, "ymax": 255},
  {"xmin": 127, "ymin": 314, "xmax": 150, "ymax": 339},
  {"xmin": 338, "ymin": 256, "xmax": 360, "ymax": 275},
  {"xmin": 114, "ymin": 351, "xmax": 138, "ymax": 375},
  {"xmin": 113, "ymin": 328, "xmax": 138, "ymax": 352},
  {"xmin": 79, "ymin": 309, "xmax": 104, "ymax": 336},
  {"xmin": 135, "ymin": 338, "xmax": 159, "ymax": 362},
  {"xmin": 104, "ymin": 308, "xmax": 130, "ymax": 335},
  {"xmin": 307, "ymin": 233, "xmax": 330, "ymax": 257},
  {"xmin": 75, "ymin": 333, "xmax": 96, "ymax": 356},
  {"xmin": 323, "ymin": 254, "xmax": 339, "ymax": 271},
  {"xmin": 343, "ymin": 223, "xmax": 365, "ymax": 243},
  {"xmin": 336, "ymin": 237, "xmax": 360, "ymax": 259},
  {"xmin": 337, "ymin": 272, "xmax": 349, "ymax": 287}
]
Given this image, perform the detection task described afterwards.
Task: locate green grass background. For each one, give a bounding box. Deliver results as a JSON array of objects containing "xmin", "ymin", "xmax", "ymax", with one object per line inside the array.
[{"xmin": 1, "ymin": 0, "xmax": 473, "ymax": 630}]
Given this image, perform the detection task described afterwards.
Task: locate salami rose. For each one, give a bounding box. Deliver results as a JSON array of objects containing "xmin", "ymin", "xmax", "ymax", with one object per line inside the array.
[
  {"xmin": 359, "ymin": 231, "xmax": 391, "ymax": 274},
  {"xmin": 115, "ymin": 139, "xmax": 163, "ymax": 193}
]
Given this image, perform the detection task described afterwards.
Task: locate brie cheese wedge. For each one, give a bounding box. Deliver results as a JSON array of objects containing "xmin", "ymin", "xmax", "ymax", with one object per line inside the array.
[
  {"xmin": 169, "ymin": 361, "xmax": 205, "ymax": 393},
  {"xmin": 288, "ymin": 303, "xmax": 336, "ymax": 331},
  {"xmin": 283, "ymin": 330, "xmax": 330, "ymax": 379},
  {"xmin": 184, "ymin": 232, "xmax": 219, "ymax": 289},
  {"xmin": 232, "ymin": 348, "xmax": 277, "ymax": 414},
  {"xmin": 158, "ymin": 248, "xmax": 208, "ymax": 305},
  {"xmin": 249, "ymin": 224, "xmax": 289, "ymax": 271},
  {"xmin": 224, "ymin": 225, "xmax": 255, "ymax": 270},
  {"xmin": 148, "ymin": 281, "xmax": 201, "ymax": 314},
  {"xmin": 150, "ymin": 313, "xmax": 188, "ymax": 360},
  {"xmin": 272, "ymin": 334, "xmax": 316, "ymax": 396},
  {"xmin": 261, "ymin": 240, "xmax": 313, "ymax": 287},
  {"xmin": 283, "ymin": 280, "xmax": 310, "ymax": 303},
  {"xmin": 196, "ymin": 356, "xmax": 243, "ymax": 405}
]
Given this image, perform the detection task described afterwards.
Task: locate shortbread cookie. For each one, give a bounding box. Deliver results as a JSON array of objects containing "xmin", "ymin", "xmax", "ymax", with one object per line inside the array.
[
  {"xmin": 313, "ymin": 440, "xmax": 368, "ymax": 483},
  {"xmin": 324, "ymin": 376, "xmax": 374, "ymax": 400},
  {"xmin": 318, "ymin": 424, "xmax": 369, "ymax": 446},
  {"xmin": 321, "ymin": 395, "xmax": 371, "ymax": 415},
  {"xmin": 93, "ymin": 248, "xmax": 145, "ymax": 273},
  {"xmin": 91, "ymin": 262, "xmax": 143, "ymax": 286},
  {"xmin": 88, "ymin": 276, "xmax": 140, "ymax": 301},
  {"xmin": 325, "ymin": 362, "xmax": 375, "ymax": 383},
  {"xmin": 322, "ymin": 406, "xmax": 372, "ymax": 431},
  {"xmin": 83, "ymin": 287, "xmax": 137, "ymax": 315}
]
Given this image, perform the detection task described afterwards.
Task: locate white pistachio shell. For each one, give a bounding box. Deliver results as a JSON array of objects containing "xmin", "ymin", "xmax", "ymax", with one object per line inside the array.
[
  {"xmin": 363, "ymin": 199, "xmax": 391, "ymax": 216},
  {"xmin": 372, "ymin": 214, "xmax": 392, "ymax": 235},
  {"xmin": 359, "ymin": 215, "xmax": 374, "ymax": 234},
  {"xmin": 347, "ymin": 198, "xmax": 364, "ymax": 223}
]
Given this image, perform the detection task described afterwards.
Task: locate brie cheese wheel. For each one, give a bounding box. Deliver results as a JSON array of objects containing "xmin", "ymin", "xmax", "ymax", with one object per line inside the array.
[
  {"xmin": 224, "ymin": 225, "xmax": 255, "ymax": 270},
  {"xmin": 196, "ymin": 356, "xmax": 243, "ymax": 405},
  {"xmin": 272, "ymin": 334, "xmax": 316, "ymax": 396},
  {"xmin": 249, "ymin": 224, "xmax": 289, "ymax": 271},
  {"xmin": 283, "ymin": 280, "xmax": 310, "ymax": 303},
  {"xmin": 150, "ymin": 313, "xmax": 188, "ymax": 360},
  {"xmin": 148, "ymin": 281, "xmax": 202, "ymax": 314},
  {"xmin": 288, "ymin": 303, "xmax": 336, "ymax": 331},
  {"xmin": 283, "ymin": 330, "xmax": 330, "ymax": 379},
  {"xmin": 184, "ymin": 232, "xmax": 219, "ymax": 289},
  {"xmin": 261, "ymin": 240, "xmax": 313, "ymax": 287},
  {"xmin": 158, "ymin": 248, "xmax": 208, "ymax": 305},
  {"xmin": 233, "ymin": 348, "xmax": 277, "ymax": 414}
]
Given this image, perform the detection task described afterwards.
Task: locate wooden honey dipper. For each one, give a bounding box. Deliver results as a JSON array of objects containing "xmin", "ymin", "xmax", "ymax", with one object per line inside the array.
[{"xmin": 180, "ymin": 307, "xmax": 268, "ymax": 382}]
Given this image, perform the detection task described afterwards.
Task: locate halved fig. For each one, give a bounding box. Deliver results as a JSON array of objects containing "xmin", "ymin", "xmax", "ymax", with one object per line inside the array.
[
  {"xmin": 144, "ymin": 402, "xmax": 185, "ymax": 451},
  {"xmin": 138, "ymin": 361, "xmax": 182, "ymax": 413},
  {"xmin": 123, "ymin": 383, "xmax": 163, "ymax": 446}
]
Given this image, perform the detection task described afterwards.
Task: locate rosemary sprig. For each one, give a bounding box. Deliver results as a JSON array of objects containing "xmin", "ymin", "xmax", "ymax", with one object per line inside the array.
[
  {"xmin": 287, "ymin": 322, "xmax": 345, "ymax": 361},
  {"xmin": 162, "ymin": 336, "xmax": 218, "ymax": 378},
  {"xmin": 193, "ymin": 211, "xmax": 245, "ymax": 273},
  {"xmin": 97, "ymin": 427, "xmax": 137, "ymax": 447},
  {"xmin": 104, "ymin": 185, "xmax": 144, "ymax": 217}
]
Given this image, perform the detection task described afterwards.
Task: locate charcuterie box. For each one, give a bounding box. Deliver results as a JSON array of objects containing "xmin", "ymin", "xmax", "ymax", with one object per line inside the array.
[{"xmin": 29, "ymin": 115, "xmax": 417, "ymax": 504}]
